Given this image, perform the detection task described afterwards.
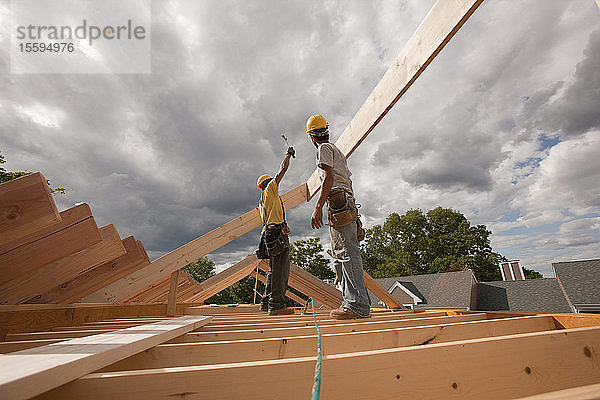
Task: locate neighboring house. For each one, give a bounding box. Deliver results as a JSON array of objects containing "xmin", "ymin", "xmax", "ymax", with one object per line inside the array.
[
  {"xmin": 553, "ymin": 259, "xmax": 600, "ymax": 313},
  {"xmin": 476, "ymin": 279, "xmax": 572, "ymax": 313},
  {"xmin": 372, "ymin": 270, "xmax": 477, "ymax": 310},
  {"xmin": 369, "ymin": 258, "xmax": 600, "ymax": 314}
]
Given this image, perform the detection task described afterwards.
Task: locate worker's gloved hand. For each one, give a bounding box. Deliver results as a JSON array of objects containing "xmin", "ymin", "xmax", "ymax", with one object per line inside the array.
[{"xmin": 286, "ymin": 146, "xmax": 296, "ymax": 158}]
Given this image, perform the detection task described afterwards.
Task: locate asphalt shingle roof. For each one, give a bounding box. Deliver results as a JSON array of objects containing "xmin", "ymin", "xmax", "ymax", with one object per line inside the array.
[
  {"xmin": 372, "ymin": 270, "xmax": 474, "ymax": 309},
  {"xmin": 476, "ymin": 278, "xmax": 572, "ymax": 313},
  {"xmin": 553, "ymin": 259, "xmax": 600, "ymax": 305}
]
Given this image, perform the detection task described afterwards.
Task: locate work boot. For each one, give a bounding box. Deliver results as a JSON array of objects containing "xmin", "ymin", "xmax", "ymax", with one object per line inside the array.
[
  {"xmin": 268, "ymin": 307, "xmax": 294, "ymax": 316},
  {"xmin": 330, "ymin": 308, "xmax": 366, "ymax": 320}
]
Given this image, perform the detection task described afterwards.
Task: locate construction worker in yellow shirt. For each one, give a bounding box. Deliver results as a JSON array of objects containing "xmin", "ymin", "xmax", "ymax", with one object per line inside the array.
[{"xmin": 256, "ymin": 146, "xmax": 295, "ymax": 315}]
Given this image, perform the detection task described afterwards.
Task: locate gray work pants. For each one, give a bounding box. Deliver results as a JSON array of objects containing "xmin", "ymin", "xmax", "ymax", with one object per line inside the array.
[
  {"xmin": 261, "ymin": 234, "xmax": 290, "ymax": 311},
  {"xmin": 330, "ymin": 219, "xmax": 371, "ymax": 317}
]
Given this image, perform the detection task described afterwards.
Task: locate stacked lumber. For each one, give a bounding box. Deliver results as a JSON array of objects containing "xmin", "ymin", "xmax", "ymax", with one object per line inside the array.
[{"xmin": 0, "ymin": 174, "xmax": 150, "ymax": 305}]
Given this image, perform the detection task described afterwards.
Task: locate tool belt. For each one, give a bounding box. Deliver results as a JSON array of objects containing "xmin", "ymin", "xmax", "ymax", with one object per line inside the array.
[
  {"xmin": 327, "ymin": 188, "xmax": 358, "ymax": 228},
  {"xmin": 256, "ymin": 192, "xmax": 289, "ymax": 259},
  {"xmin": 263, "ymin": 223, "xmax": 289, "ymax": 258}
]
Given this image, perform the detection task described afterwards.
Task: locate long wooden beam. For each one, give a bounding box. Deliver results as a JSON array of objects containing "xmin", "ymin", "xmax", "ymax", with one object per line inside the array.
[
  {"xmin": 0, "ymin": 225, "xmax": 126, "ymax": 304},
  {"xmin": 94, "ymin": 0, "xmax": 485, "ymax": 302},
  {"xmin": 305, "ymin": 0, "xmax": 486, "ymax": 197},
  {"xmin": 92, "ymin": 184, "xmax": 307, "ymax": 302},
  {"xmin": 0, "ymin": 172, "xmax": 60, "ymax": 245},
  {"xmin": 36, "ymin": 326, "xmax": 600, "ymax": 400},
  {"xmin": 100, "ymin": 315, "xmax": 556, "ymax": 371},
  {"xmin": 0, "ymin": 316, "xmax": 212, "ymax": 400},
  {"xmin": 363, "ymin": 271, "xmax": 406, "ymax": 309},
  {"xmin": 32, "ymin": 236, "xmax": 149, "ymax": 304}
]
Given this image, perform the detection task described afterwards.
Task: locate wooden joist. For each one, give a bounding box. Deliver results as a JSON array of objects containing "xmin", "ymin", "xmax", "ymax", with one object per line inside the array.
[
  {"xmin": 203, "ymin": 310, "xmax": 417, "ymax": 326},
  {"xmin": 33, "ymin": 236, "xmax": 149, "ymax": 304},
  {"xmin": 0, "ymin": 225, "xmax": 126, "ymax": 305},
  {"xmin": 100, "ymin": 315, "xmax": 556, "ymax": 371},
  {"xmin": 0, "ymin": 303, "xmax": 203, "ymax": 341},
  {"xmin": 0, "ymin": 316, "xmax": 212, "ymax": 400},
  {"xmin": 178, "ymin": 313, "xmax": 483, "ymax": 342},
  {"xmin": 200, "ymin": 310, "xmax": 448, "ymax": 332},
  {"xmin": 35, "ymin": 326, "xmax": 600, "ymax": 400},
  {"xmin": 0, "ymin": 172, "xmax": 60, "ymax": 246}
]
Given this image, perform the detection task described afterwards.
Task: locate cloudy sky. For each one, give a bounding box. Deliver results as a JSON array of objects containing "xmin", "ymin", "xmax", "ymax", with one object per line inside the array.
[{"xmin": 1, "ymin": 0, "xmax": 599, "ymax": 277}]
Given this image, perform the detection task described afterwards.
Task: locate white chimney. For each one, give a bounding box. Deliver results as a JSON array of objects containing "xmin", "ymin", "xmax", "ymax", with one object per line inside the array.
[{"xmin": 499, "ymin": 260, "xmax": 525, "ymax": 281}]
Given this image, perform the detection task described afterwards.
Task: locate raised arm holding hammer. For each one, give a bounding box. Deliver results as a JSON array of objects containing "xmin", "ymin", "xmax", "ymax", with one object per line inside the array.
[{"xmin": 256, "ymin": 146, "xmax": 295, "ymax": 315}]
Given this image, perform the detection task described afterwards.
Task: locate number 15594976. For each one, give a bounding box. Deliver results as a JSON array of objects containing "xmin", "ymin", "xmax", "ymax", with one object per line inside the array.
[{"xmin": 19, "ymin": 42, "xmax": 74, "ymax": 52}]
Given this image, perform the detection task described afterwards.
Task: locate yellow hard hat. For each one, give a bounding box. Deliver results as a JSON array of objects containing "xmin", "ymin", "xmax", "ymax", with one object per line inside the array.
[
  {"xmin": 257, "ymin": 174, "xmax": 272, "ymax": 189},
  {"xmin": 306, "ymin": 114, "xmax": 329, "ymax": 136}
]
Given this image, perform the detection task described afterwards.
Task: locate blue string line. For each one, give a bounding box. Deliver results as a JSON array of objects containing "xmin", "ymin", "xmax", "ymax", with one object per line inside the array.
[{"xmin": 309, "ymin": 297, "xmax": 322, "ymax": 400}]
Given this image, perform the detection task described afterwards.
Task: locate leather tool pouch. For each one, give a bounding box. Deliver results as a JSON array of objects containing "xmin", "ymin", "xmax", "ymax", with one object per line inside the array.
[
  {"xmin": 256, "ymin": 234, "xmax": 269, "ymax": 260},
  {"xmin": 327, "ymin": 188, "xmax": 358, "ymax": 228},
  {"xmin": 264, "ymin": 225, "xmax": 288, "ymax": 257}
]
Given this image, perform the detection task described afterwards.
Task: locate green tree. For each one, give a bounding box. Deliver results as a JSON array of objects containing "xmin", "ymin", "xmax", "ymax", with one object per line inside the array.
[
  {"xmin": 183, "ymin": 257, "xmax": 216, "ymax": 282},
  {"xmin": 0, "ymin": 152, "xmax": 66, "ymax": 194},
  {"xmin": 290, "ymin": 237, "xmax": 335, "ymax": 280},
  {"xmin": 183, "ymin": 257, "xmax": 235, "ymax": 304},
  {"xmin": 0, "ymin": 153, "xmax": 27, "ymax": 183},
  {"xmin": 523, "ymin": 267, "xmax": 543, "ymax": 279},
  {"xmin": 361, "ymin": 207, "xmax": 505, "ymax": 281}
]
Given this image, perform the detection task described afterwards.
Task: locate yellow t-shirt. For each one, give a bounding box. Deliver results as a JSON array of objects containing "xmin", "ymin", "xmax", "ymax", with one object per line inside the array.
[{"xmin": 259, "ymin": 179, "xmax": 285, "ymax": 232}]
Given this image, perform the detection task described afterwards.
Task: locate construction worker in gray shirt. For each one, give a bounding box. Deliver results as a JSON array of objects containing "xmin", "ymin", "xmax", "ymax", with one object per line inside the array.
[{"xmin": 306, "ymin": 114, "xmax": 370, "ymax": 319}]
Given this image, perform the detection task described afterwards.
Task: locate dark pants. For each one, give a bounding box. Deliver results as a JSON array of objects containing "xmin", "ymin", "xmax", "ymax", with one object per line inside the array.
[{"xmin": 261, "ymin": 234, "xmax": 290, "ymax": 311}]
